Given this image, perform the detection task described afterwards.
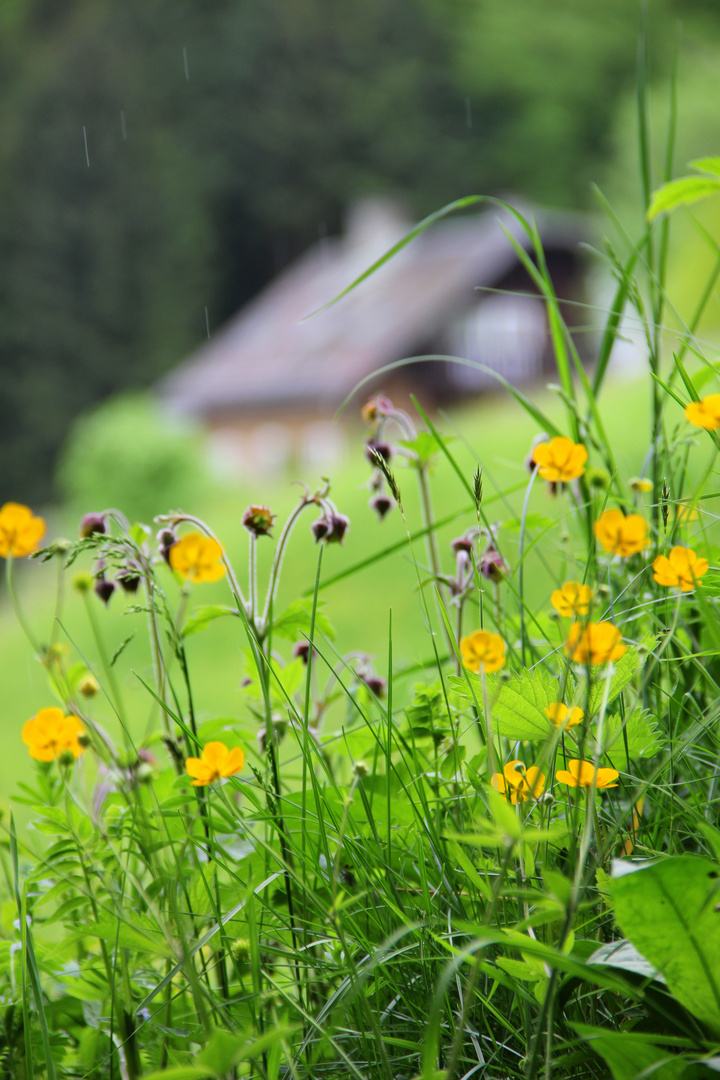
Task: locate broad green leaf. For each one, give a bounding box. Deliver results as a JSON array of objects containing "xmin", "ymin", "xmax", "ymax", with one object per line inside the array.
[
  {"xmin": 610, "ymin": 856, "xmax": 720, "ymax": 1035},
  {"xmin": 449, "ymin": 666, "xmax": 562, "ymax": 740},
  {"xmin": 182, "ymin": 605, "xmax": 238, "ymax": 638},
  {"xmin": 271, "ymin": 599, "xmax": 335, "ymax": 642},
  {"xmin": 690, "ymin": 157, "xmax": 720, "ymax": 178},
  {"xmin": 588, "ymin": 939, "xmax": 663, "ymax": 982},
  {"xmin": 85, "ymin": 917, "xmax": 173, "ymax": 957},
  {"xmin": 647, "ymin": 175, "xmax": 720, "ymax": 221},
  {"xmin": 399, "ymin": 430, "xmax": 448, "ymax": 465},
  {"xmin": 197, "ymin": 1025, "xmax": 296, "ymax": 1071},
  {"xmin": 595, "ymin": 709, "xmax": 662, "ymax": 768},
  {"xmin": 573, "ymin": 1024, "xmax": 688, "ymax": 1080},
  {"xmin": 576, "ymin": 643, "xmax": 646, "ymax": 718}
]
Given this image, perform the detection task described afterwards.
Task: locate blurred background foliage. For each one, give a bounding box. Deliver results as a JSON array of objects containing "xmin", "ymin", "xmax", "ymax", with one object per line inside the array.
[{"xmin": 1, "ymin": 0, "xmax": 719, "ymax": 503}]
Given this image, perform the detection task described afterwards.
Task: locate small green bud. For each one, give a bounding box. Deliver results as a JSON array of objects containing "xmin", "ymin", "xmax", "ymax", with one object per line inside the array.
[
  {"xmin": 353, "ymin": 761, "xmax": 369, "ymax": 778},
  {"xmin": 73, "ymin": 572, "xmax": 93, "ymax": 593}
]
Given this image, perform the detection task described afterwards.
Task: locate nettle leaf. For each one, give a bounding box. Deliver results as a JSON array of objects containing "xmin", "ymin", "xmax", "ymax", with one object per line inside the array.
[
  {"xmin": 182, "ymin": 605, "xmax": 238, "ymax": 638},
  {"xmin": 399, "ymin": 431, "xmax": 449, "ymax": 465},
  {"xmin": 591, "ymin": 709, "xmax": 663, "ymax": 769},
  {"xmin": 449, "ymin": 666, "xmax": 561, "ymax": 740},
  {"xmin": 647, "ymin": 175, "xmax": 720, "ymax": 221},
  {"xmin": 271, "ymin": 599, "xmax": 335, "ymax": 642},
  {"xmin": 610, "ymin": 855, "xmax": 720, "ymax": 1036},
  {"xmin": 576, "ymin": 641, "xmax": 648, "ymax": 718}
]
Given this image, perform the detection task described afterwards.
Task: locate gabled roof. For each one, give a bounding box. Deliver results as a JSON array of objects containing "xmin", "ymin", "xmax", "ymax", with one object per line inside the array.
[{"xmin": 159, "ymin": 199, "xmax": 588, "ymax": 418}]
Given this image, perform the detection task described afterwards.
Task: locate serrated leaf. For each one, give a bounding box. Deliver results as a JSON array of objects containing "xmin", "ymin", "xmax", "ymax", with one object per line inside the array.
[
  {"xmin": 576, "ymin": 642, "xmax": 648, "ymax": 718},
  {"xmin": 450, "ymin": 666, "xmax": 564, "ymax": 740},
  {"xmin": 596, "ymin": 709, "xmax": 662, "ymax": 768},
  {"xmin": 399, "ymin": 431, "xmax": 449, "ymax": 464},
  {"xmin": 182, "ymin": 605, "xmax": 238, "ymax": 638},
  {"xmin": 271, "ymin": 599, "xmax": 335, "ymax": 642},
  {"xmin": 647, "ymin": 175, "xmax": 720, "ymax": 220}
]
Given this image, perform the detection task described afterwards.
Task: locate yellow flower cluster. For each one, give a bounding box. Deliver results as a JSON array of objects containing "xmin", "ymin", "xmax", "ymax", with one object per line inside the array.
[
  {"xmin": 0, "ymin": 502, "xmax": 45, "ymax": 558},
  {"xmin": 551, "ymin": 581, "xmax": 593, "ymax": 618},
  {"xmin": 532, "ymin": 437, "xmax": 587, "ymax": 482},
  {"xmin": 170, "ymin": 533, "xmax": 226, "ymax": 583},
  {"xmin": 491, "ymin": 760, "xmax": 545, "ymax": 803},
  {"xmin": 185, "ymin": 741, "xmax": 244, "ymax": 786},
  {"xmin": 685, "ymin": 394, "xmax": 720, "ymax": 430},
  {"xmin": 653, "ymin": 546, "xmax": 708, "ymax": 592},
  {"xmin": 594, "ymin": 509, "xmax": 649, "ymax": 558},
  {"xmin": 22, "ymin": 708, "xmax": 86, "ymax": 762},
  {"xmin": 460, "ymin": 630, "xmax": 506, "ymax": 674}
]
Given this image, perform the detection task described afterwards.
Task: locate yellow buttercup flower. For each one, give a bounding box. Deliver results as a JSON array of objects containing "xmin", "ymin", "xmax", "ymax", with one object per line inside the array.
[
  {"xmin": 491, "ymin": 760, "xmax": 545, "ymax": 804},
  {"xmin": 532, "ymin": 437, "xmax": 587, "ymax": 482},
  {"xmin": 629, "ymin": 477, "xmax": 653, "ymax": 493},
  {"xmin": 594, "ymin": 509, "xmax": 649, "ymax": 558},
  {"xmin": 566, "ymin": 621, "xmax": 626, "ymax": 665},
  {"xmin": 685, "ymin": 394, "xmax": 720, "ymax": 430},
  {"xmin": 555, "ymin": 759, "xmax": 618, "ymax": 790},
  {"xmin": 460, "ymin": 630, "xmax": 506, "ymax": 674},
  {"xmin": 676, "ymin": 503, "xmax": 699, "ymax": 525},
  {"xmin": 185, "ymin": 741, "xmax": 245, "ymax": 786},
  {"xmin": 551, "ymin": 581, "xmax": 593, "ymax": 618},
  {"xmin": 169, "ymin": 532, "xmax": 225, "ymax": 583},
  {"xmin": 22, "ymin": 707, "xmax": 86, "ymax": 762},
  {"xmin": 653, "ymin": 546, "xmax": 708, "ymax": 593},
  {"xmin": 0, "ymin": 502, "xmax": 46, "ymax": 558},
  {"xmin": 545, "ymin": 702, "xmax": 584, "ymax": 729}
]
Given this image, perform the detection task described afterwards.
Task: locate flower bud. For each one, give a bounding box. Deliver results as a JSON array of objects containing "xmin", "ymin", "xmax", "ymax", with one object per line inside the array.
[
  {"xmin": 362, "ymin": 674, "xmax": 386, "ymax": 698},
  {"xmin": 586, "ymin": 466, "xmax": 610, "ymax": 490},
  {"xmin": 311, "ymin": 517, "xmax": 330, "ymax": 543},
  {"xmin": 94, "ymin": 577, "xmax": 116, "ymax": 605},
  {"xmin": 361, "ymin": 395, "xmax": 392, "ymax": 423},
  {"xmin": 365, "ymin": 441, "xmax": 392, "ymax": 465},
  {"xmin": 242, "ymin": 505, "xmax": 276, "ymax": 538},
  {"xmin": 451, "ymin": 536, "xmax": 474, "ymax": 555},
  {"xmin": 79, "ymin": 513, "xmax": 107, "ymax": 538},
  {"xmin": 58, "ymin": 749, "xmax": 76, "ymax": 767},
  {"xmin": 79, "ymin": 674, "xmax": 99, "ymax": 697},
  {"xmin": 77, "ymin": 732, "xmax": 92, "ymax": 748},
  {"xmin": 353, "ymin": 760, "xmax": 369, "ymax": 778},
  {"xmin": 116, "ymin": 563, "xmax": 141, "ymax": 593},
  {"xmin": 73, "ymin": 571, "xmax": 93, "ymax": 593},
  {"xmin": 324, "ymin": 513, "xmax": 350, "ymax": 545},
  {"xmin": 369, "ymin": 494, "xmax": 393, "ymax": 520},
  {"xmin": 480, "ymin": 547, "xmax": 505, "ymax": 583},
  {"xmin": 157, "ymin": 528, "xmax": 176, "ymax": 565},
  {"xmin": 293, "ymin": 641, "xmax": 311, "ymax": 664}
]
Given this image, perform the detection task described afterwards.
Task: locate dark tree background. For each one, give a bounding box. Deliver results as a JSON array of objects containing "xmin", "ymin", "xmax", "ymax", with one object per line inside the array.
[{"xmin": 0, "ymin": 0, "xmax": 712, "ymax": 501}]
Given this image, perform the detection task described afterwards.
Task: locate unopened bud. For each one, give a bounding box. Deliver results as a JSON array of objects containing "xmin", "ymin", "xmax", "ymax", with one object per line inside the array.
[
  {"xmin": 157, "ymin": 528, "xmax": 176, "ymax": 565},
  {"xmin": 325, "ymin": 513, "xmax": 350, "ymax": 544},
  {"xmin": 116, "ymin": 564, "xmax": 141, "ymax": 593},
  {"xmin": 361, "ymin": 395, "xmax": 392, "ymax": 423},
  {"xmin": 480, "ymin": 547, "xmax": 505, "ymax": 583},
  {"xmin": 77, "ymin": 732, "xmax": 91, "ymax": 748},
  {"xmin": 311, "ymin": 517, "xmax": 330, "ymax": 543},
  {"xmin": 94, "ymin": 578, "xmax": 116, "ymax": 605},
  {"xmin": 365, "ymin": 441, "xmax": 392, "ymax": 465},
  {"xmin": 369, "ymin": 494, "xmax": 393, "ymax": 520},
  {"xmin": 586, "ymin": 467, "xmax": 610, "ymax": 490},
  {"xmin": 73, "ymin": 571, "xmax": 93, "ymax": 593},
  {"xmin": 450, "ymin": 536, "xmax": 474, "ymax": 555},
  {"xmin": 353, "ymin": 760, "xmax": 369, "ymax": 778},
  {"xmin": 242, "ymin": 505, "xmax": 276, "ymax": 538},
  {"xmin": 362, "ymin": 674, "xmax": 386, "ymax": 698},
  {"xmin": 293, "ymin": 641, "xmax": 311, "ymax": 664},
  {"xmin": 79, "ymin": 513, "xmax": 107, "ymax": 538},
  {"xmin": 58, "ymin": 749, "xmax": 76, "ymax": 767},
  {"xmin": 79, "ymin": 674, "xmax": 99, "ymax": 698}
]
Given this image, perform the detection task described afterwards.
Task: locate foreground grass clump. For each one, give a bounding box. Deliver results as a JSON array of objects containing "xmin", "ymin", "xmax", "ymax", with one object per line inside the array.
[{"xmin": 5, "ymin": 198, "xmax": 720, "ymax": 1080}]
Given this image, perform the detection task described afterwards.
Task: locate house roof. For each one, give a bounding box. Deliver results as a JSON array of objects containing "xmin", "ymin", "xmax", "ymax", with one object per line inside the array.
[{"xmin": 158, "ymin": 199, "xmax": 588, "ymax": 418}]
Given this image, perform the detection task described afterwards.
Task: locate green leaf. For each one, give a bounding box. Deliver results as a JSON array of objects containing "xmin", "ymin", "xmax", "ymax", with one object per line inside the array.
[
  {"xmin": 399, "ymin": 430, "xmax": 447, "ymax": 465},
  {"xmin": 573, "ymin": 1024, "xmax": 688, "ymax": 1080},
  {"xmin": 85, "ymin": 917, "xmax": 173, "ymax": 957},
  {"xmin": 596, "ymin": 709, "xmax": 663, "ymax": 768},
  {"xmin": 610, "ymin": 856, "xmax": 720, "ymax": 1035},
  {"xmin": 182, "ymin": 605, "xmax": 238, "ymax": 638},
  {"xmin": 690, "ymin": 156, "xmax": 720, "ymax": 178},
  {"xmin": 576, "ymin": 642, "xmax": 647, "ymax": 718},
  {"xmin": 449, "ymin": 666, "xmax": 562, "ymax": 740},
  {"xmin": 196, "ymin": 1025, "xmax": 296, "ymax": 1072},
  {"xmin": 271, "ymin": 599, "xmax": 335, "ymax": 642},
  {"xmin": 500, "ymin": 514, "xmax": 554, "ymax": 532},
  {"xmin": 647, "ymin": 175, "xmax": 720, "ymax": 221}
]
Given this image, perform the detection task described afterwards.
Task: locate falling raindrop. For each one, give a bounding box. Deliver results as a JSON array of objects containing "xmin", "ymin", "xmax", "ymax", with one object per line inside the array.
[
  {"xmin": 205, "ymin": 306, "xmax": 211, "ymax": 340},
  {"xmin": 83, "ymin": 126, "xmax": 90, "ymax": 167},
  {"xmin": 465, "ymin": 98, "xmax": 472, "ymax": 129},
  {"xmin": 183, "ymin": 47, "xmax": 190, "ymax": 81},
  {"xmin": 120, "ymin": 110, "xmax": 127, "ymax": 140}
]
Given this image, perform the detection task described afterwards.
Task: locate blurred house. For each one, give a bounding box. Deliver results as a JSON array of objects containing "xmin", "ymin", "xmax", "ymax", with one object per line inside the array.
[{"xmin": 158, "ymin": 198, "xmax": 589, "ymax": 476}]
